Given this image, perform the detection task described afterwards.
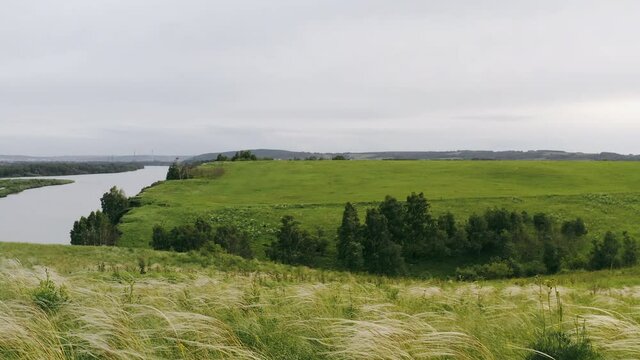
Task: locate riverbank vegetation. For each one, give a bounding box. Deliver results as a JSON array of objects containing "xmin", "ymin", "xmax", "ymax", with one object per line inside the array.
[
  {"xmin": 0, "ymin": 179, "xmax": 73, "ymax": 198},
  {"xmin": 2, "ymin": 242, "xmax": 640, "ymax": 359},
  {"xmin": 0, "ymin": 162, "xmax": 144, "ymax": 178}
]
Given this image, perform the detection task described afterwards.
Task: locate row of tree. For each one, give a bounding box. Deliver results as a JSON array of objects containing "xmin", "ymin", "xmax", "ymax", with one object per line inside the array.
[
  {"xmin": 0, "ymin": 162, "xmax": 144, "ymax": 178},
  {"xmin": 330, "ymin": 192, "xmax": 638, "ymax": 277}
]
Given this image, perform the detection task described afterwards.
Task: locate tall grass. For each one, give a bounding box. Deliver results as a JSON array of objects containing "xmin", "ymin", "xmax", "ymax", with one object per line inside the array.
[{"xmin": 1, "ymin": 244, "xmax": 640, "ymax": 358}]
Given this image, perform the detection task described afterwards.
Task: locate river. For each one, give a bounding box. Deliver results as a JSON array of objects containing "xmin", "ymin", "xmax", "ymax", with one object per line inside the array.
[{"xmin": 0, "ymin": 166, "xmax": 168, "ymax": 244}]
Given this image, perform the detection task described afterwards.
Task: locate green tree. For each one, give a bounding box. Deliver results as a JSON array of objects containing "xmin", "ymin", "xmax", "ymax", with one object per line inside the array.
[
  {"xmin": 267, "ymin": 216, "xmax": 324, "ymax": 265},
  {"xmin": 231, "ymin": 150, "xmax": 257, "ymax": 161},
  {"xmin": 362, "ymin": 208, "xmax": 405, "ymax": 276},
  {"xmin": 336, "ymin": 202, "xmax": 364, "ymax": 271},
  {"xmin": 621, "ymin": 231, "xmax": 638, "ymax": 267},
  {"xmin": 150, "ymin": 225, "xmax": 172, "ymax": 250},
  {"xmin": 215, "ymin": 153, "xmax": 229, "ymax": 161},
  {"xmin": 100, "ymin": 186, "xmax": 129, "ymax": 224},
  {"xmin": 465, "ymin": 214, "xmax": 489, "ymax": 253},
  {"xmin": 166, "ymin": 162, "xmax": 181, "ymax": 180},
  {"xmin": 533, "ymin": 213, "xmax": 553, "ymax": 235},
  {"xmin": 70, "ymin": 211, "xmax": 118, "ymax": 246},
  {"xmin": 589, "ymin": 231, "xmax": 620, "ymax": 270},
  {"xmin": 561, "ymin": 218, "xmax": 588, "ymax": 238},
  {"xmin": 543, "ymin": 241, "xmax": 561, "ymax": 274},
  {"xmin": 403, "ymin": 192, "xmax": 432, "ymax": 259},
  {"xmin": 379, "ymin": 195, "xmax": 405, "ymax": 245}
]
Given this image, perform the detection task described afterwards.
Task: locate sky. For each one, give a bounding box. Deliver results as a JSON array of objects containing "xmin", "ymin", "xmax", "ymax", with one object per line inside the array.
[{"xmin": 1, "ymin": 1, "xmax": 640, "ymax": 156}]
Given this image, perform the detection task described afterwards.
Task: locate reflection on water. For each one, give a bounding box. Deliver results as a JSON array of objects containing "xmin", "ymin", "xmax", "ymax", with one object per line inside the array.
[{"xmin": 0, "ymin": 166, "xmax": 168, "ymax": 244}]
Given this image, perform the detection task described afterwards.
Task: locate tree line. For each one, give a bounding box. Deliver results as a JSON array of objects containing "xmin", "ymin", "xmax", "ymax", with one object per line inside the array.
[
  {"xmin": 143, "ymin": 191, "xmax": 639, "ymax": 279},
  {"xmin": 0, "ymin": 162, "xmax": 143, "ymax": 178},
  {"xmin": 331, "ymin": 193, "xmax": 639, "ymax": 278}
]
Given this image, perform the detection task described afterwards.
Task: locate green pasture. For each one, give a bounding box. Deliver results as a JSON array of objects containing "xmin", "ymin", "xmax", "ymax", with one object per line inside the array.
[{"xmin": 119, "ymin": 160, "xmax": 640, "ymax": 268}]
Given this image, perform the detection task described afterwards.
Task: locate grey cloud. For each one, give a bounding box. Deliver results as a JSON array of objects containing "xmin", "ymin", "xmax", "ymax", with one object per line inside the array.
[{"xmin": 1, "ymin": 1, "xmax": 640, "ymax": 155}]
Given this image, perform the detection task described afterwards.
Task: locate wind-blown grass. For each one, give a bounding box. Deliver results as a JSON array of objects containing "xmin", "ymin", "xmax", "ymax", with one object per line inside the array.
[{"xmin": 2, "ymin": 243, "xmax": 640, "ymax": 359}]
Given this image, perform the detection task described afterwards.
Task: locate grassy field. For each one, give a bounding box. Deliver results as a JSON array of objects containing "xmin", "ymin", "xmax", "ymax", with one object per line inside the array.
[
  {"xmin": 119, "ymin": 161, "xmax": 640, "ymax": 268},
  {"xmin": 1, "ymin": 242, "xmax": 640, "ymax": 359},
  {"xmin": 0, "ymin": 179, "xmax": 73, "ymax": 198}
]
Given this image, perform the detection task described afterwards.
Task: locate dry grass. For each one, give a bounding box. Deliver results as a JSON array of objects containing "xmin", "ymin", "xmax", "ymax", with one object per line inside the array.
[{"xmin": 2, "ymin": 245, "xmax": 640, "ymax": 359}]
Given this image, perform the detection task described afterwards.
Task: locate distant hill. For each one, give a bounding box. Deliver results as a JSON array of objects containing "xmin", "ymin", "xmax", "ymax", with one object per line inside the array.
[
  {"xmin": 188, "ymin": 149, "xmax": 334, "ymax": 162},
  {"xmin": 188, "ymin": 149, "xmax": 640, "ymax": 162}
]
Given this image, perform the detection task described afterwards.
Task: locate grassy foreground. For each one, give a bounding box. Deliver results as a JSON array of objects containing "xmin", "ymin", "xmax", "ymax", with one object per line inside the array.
[
  {"xmin": 1, "ymin": 242, "xmax": 640, "ymax": 359},
  {"xmin": 0, "ymin": 179, "xmax": 73, "ymax": 198},
  {"xmin": 119, "ymin": 161, "xmax": 640, "ymax": 264}
]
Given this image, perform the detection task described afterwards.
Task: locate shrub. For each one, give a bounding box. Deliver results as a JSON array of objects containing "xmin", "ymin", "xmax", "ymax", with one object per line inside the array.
[
  {"xmin": 526, "ymin": 331, "xmax": 602, "ymax": 360},
  {"xmin": 455, "ymin": 260, "xmax": 515, "ymax": 280},
  {"xmin": 32, "ymin": 270, "xmax": 69, "ymax": 313},
  {"xmin": 482, "ymin": 260, "xmax": 514, "ymax": 279},
  {"xmin": 564, "ymin": 254, "xmax": 589, "ymax": 270},
  {"xmin": 214, "ymin": 225, "xmax": 254, "ymax": 259},
  {"xmin": 455, "ymin": 266, "xmax": 479, "ymax": 281},
  {"xmin": 520, "ymin": 260, "xmax": 548, "ymax": 277},
  {"xmin": 150, "ymin": 218, "xmax": 214, "ymax": 252},
  {"xmin": 151, "ymin": 225, "xmax": 172, "ymax": 250}
]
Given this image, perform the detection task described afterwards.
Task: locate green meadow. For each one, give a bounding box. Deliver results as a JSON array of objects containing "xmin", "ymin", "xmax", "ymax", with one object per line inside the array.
[{"xmin": 119, "ymin": 161, "xmax": 640, "ymax": 270}]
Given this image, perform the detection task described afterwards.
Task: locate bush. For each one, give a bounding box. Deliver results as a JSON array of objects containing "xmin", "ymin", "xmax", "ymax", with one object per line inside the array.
[
  {"xmin": 564, "ymin": 254, "xmax": 588, "ymax": 270},
  {"xmin": 214, "ymin": 225, "xmax": 254, "ymax": 259},
  {"xmin": 150, "ymin": 218, "xmax": 213, "ymax": 252},
  {"xmin": 526, "ymin": 331, "xmax": 602, "ymax": 360},
  {"xmin": 455, "ymin": 266, "xmax": 479, "ymax": 281},
  {"xmin": 32, "ymin": 270, "xmax": 69, "ymax": 313},
  {"xmin": 482, "ymin": 260, "xmax": 514, "ymax": 279},
  {"xmin": 519, "ymin": 260, "xmax": 548, "ymax": 277},
  {"xmin": 455, "ymin": 260, "xmax": 515, "ymax": 280}
]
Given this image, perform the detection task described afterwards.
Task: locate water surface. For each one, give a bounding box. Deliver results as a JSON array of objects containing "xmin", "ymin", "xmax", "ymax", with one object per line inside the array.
[{"xmin": 0, "ymin": 166, "xmax": 167, "ymax": 244}]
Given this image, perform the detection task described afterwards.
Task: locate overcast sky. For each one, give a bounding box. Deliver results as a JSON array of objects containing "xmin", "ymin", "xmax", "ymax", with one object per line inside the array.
[{"xmin": 2, "ymin": 1, "xmax": 640, "ymax": 155}]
